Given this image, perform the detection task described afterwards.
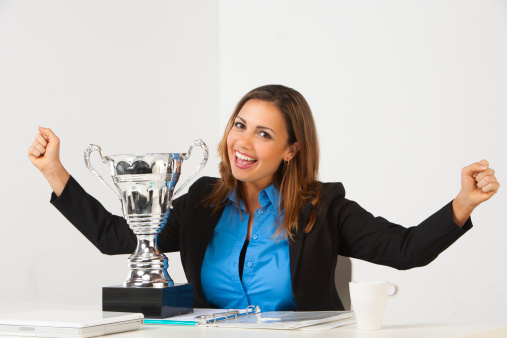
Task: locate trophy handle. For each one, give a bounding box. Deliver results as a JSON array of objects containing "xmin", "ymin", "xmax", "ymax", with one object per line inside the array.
[
  {"xmin": 84, "ymin": 144, "xmax": 121, "ymax": 201},
  {"xmin": 172, "ymin": 139, "xmax": 209, "ymax": 200}
]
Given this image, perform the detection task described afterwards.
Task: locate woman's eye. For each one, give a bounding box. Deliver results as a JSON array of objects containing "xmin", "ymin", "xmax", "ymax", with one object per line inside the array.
[
  {"xmin": 259, "ymin": 131, "xmax": 271, "ymax": 139},
  {"xmin": 234, "ymin": 122, "xmax": 245, "ymax": 129}
]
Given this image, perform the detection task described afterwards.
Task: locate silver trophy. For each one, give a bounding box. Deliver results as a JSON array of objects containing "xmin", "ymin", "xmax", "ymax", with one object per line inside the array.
[{"xmin": 84, "ymin": 140, "xmax": 208, "ymax": 317}]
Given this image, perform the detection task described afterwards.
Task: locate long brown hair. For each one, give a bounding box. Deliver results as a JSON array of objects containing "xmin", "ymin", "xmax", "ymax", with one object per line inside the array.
[{"xmin": 204, "ymin": 85, "xmax": 322, "ymax": 240}]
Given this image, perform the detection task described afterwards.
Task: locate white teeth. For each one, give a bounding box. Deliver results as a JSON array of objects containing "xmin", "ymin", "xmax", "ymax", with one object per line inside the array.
[{"xmin": 235, "ymin": 151, "xmax": 256, "ymax": 161}]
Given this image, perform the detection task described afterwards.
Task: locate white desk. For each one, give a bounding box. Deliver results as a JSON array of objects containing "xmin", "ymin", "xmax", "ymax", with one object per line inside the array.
[
  {"xmin": 1, "ymin": 303, "xmax": 506, "ymax": 338},
  {"xmin": 118, "ymin": 322, "xmax": 507, "ymax": 338}
]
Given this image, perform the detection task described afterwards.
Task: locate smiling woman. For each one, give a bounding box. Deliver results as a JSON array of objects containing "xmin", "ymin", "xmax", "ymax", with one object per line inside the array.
[
  {"xmin": 205, "ymin": 86, "xmax": 323, "ymax": 241},
  {"xmin": 28, "ymin": 84, "xmax": 499, "ymax": 312},
  {"xmin": 228, "ymin": 101, "xmax": 291, "ymax": 186}
]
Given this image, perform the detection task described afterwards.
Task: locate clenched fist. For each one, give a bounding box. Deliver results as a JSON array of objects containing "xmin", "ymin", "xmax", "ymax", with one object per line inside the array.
[
  {"xmin": 28, "ymin": 127, "xmax": 62, "ymax": 175},
  {"xmin": 28, "ymin": 127, "xmax": 69, "ymax": 196},
  {"xmin": 452, "ymin": 160, "xmax": 500, "ymax": 226}
]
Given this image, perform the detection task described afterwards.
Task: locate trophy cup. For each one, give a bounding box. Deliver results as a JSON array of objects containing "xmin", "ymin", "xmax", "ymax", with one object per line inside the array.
[{"xmin": 84, "ymin": 140, "xmax": 208, "ymax": 318}]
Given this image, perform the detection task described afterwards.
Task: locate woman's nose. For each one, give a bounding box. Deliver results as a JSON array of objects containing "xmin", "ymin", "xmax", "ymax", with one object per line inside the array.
[{"xmin": 236, "ymin": 133, "xmax": 253, "ymax": 149}]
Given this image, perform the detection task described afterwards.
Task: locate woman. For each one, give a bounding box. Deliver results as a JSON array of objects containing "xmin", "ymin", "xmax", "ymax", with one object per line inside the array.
[{"xmin": 28, "ymin": 85, "xmax": 499, "ymax": 311}]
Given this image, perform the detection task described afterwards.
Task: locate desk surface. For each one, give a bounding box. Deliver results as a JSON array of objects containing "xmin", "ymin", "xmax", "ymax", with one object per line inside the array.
[
  {"xmin": 1, "ymin": 303, "xmax": 506, "ymax": 338},
  {"xmin": 121, "ymin": 322, "xmax": 507, "ymax": 338}
]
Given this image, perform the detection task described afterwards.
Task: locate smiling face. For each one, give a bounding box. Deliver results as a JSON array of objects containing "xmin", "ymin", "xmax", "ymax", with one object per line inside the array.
[{"xmin": 227, "ymin": 99, "xmax": 298, "ymax": 191}]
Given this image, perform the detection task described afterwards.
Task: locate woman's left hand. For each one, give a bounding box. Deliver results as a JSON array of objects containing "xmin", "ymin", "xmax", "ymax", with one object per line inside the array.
[{"xmin": 452, "ymin": 159, "xmax": 500, "ymax": 226}]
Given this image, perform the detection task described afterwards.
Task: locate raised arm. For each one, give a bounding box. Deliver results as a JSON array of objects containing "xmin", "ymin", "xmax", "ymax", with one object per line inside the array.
[
  {"xmin": 27, "ymin": 127, "xmax": 136, "ymax": 254},
  {"xmin": 28, "ymin": 127, "xmax": 183, "ymax": 255},
  {"xmin": 337, "ymin": 160, "xmax": 499, "ymax": 270}
]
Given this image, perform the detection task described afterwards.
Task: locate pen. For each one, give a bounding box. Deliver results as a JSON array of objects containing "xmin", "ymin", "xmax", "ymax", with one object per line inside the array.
[{"xmin": 144, "ymin": 319, "xmax": 198, "ymax": 326}]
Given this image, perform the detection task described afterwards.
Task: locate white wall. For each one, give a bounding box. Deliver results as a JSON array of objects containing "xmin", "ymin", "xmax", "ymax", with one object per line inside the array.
[
  {"xmin": 1, "ymin": 0, "xmax": 506, "ymax": 326},
  {"xmin": 219, "ymin": 0, "xmax": 507, "ymax": 324},
  {"xmin": 0, "ymin": 0, "xmax": 219, "ymax": 306}
]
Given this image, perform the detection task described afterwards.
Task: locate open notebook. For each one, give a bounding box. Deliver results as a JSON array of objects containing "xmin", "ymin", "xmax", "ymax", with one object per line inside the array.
[
  {"xmin": 146, "ymin": 306, "xmax": 355, "ymax": 330},
  {"xmin": 201, "ymin": 310, "xmax": 355, "ymax": 330}
]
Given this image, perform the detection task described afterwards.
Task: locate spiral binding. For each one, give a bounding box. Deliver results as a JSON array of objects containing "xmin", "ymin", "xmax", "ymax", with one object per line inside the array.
[{"xmin": 196, "ymin": 305, "xmax": 261, "ymax": 325}]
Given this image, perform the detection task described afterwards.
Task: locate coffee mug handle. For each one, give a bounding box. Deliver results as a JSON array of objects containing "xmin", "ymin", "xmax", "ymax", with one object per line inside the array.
[
  {"xmin": 84, "ymin": 144, "xmax": 121, "ymax": 201},
  {"xmin": 387, "ymin": 283, "xmax": 399, "ymax": 298},
  {"xmin": 172, "ymin": 139, "xmax": 209, "ymax": 200}
]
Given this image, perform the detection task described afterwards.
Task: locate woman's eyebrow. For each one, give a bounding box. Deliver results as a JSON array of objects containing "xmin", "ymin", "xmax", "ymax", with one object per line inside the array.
[
  {"xmin": 258, "ymin": 125, "xmax": 276, "ymax": 135},
  {"xmin": 236, "ymin": 116, "xmax": 276, "ymax": 135}
]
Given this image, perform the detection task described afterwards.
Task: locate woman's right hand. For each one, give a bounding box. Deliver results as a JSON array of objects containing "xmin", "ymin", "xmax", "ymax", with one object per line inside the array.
[
  {"xmin": 28, "ymin": 127, "xmax": 62, "ymax": 174},
  {"xmin": 28, "ymin": 126, "xmax": 70, "ymax": 196}
]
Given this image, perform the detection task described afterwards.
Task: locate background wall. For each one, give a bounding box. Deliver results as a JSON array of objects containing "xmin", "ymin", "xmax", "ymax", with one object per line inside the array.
[
  {"xmin": 0, "ymin": 0, "xmax": 220, "ymax": 306},
  {"xmin": 1, "ymin": 0, "xmax": 506, "ymax": 325}
]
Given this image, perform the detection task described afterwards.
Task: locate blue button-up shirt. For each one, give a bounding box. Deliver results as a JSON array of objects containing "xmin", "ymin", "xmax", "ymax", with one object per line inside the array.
[{"xmin": 200, "ymin": 184, "xmax": 295, "ymax": 311}]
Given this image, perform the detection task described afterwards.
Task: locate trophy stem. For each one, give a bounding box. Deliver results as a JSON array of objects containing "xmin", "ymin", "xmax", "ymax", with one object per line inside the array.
[{"xmin": 125, "ymin": 234, "xmax": 174, "ymax": 288}]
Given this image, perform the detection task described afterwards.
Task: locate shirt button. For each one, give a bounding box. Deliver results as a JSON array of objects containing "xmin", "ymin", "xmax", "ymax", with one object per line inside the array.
[
  {"xmin": 253, "ymin": 235, "xmax": 258, "ymax": 240},
  {"xmin": 247, "ymin": 261, "xmax": 253, "ymax": 267},
  {"xmin": 258, "ymin": 209, "xmax": 263, "ymax": 214}
]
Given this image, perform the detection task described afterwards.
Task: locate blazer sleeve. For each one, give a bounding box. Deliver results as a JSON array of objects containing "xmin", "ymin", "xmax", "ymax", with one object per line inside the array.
[
  {"xmin": 334, "ymin": 189, "xmax": 473, "ymax": 270},
  {"xmin": 50, "ymin": 175, "xmax": 182, "ymax": 255}
]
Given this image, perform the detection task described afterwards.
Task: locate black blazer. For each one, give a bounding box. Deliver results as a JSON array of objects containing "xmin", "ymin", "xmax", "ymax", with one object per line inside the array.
[{"xmin": 51, "ymin": 176, "xmax": 472, "ymax": 311}]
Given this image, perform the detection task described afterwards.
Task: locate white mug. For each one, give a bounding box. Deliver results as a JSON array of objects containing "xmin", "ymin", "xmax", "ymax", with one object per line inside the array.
[{"xmin": 349, "ymin": 281, "xmax": 399, "ymax": 330}]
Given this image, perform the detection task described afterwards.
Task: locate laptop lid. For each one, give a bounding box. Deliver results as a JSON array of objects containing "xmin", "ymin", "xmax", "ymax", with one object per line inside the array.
[{"xmin": 0, "ymin": 309, "xmax": 143, "ymax": 337}]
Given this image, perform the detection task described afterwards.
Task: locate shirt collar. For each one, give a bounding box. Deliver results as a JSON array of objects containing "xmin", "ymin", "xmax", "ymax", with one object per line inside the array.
[
  {"xmin": 226, "ymin": 189, "xmax": 246, "ymax": 212},
  {"xmin": 259, "ymin": 184, "xmax": 280, "ymax": 209},
  {"xmin": 226, "ymin": 184, "xmax": 281, "ymax": 211}
]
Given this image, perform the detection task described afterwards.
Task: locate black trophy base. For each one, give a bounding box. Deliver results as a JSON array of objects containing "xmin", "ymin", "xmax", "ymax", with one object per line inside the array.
[{"xmin": 103, "ymin": 283, "xmax": 193, "ymax": 318}]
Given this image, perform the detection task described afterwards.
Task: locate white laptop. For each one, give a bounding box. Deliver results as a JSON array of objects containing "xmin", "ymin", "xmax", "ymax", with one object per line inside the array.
[{"xmin": 0, "ymin": 309, "xmax": 143, "ymax": 337}]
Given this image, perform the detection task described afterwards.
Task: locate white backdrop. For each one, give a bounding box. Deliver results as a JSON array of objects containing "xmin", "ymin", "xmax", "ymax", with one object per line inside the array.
[
  {"xmin": 1, "ymin": 0, "xmax": 506, "ymax": 325},
  {"xmin": 0, "ymin": 0, "xmax": 220, "ymax": 306}
]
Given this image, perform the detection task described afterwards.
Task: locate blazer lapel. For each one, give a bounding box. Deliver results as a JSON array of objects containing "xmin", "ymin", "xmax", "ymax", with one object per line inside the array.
[{"xmin": 289, "ymin": 202, "xmax": 311, "ymax": 282}]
